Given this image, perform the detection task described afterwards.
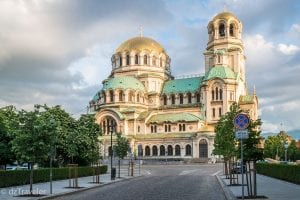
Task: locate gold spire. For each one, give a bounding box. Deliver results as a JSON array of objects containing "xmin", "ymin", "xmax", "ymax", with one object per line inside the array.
[{"xmin": 139, "ymin": 25, "xmax": 143, "ymax": 37}]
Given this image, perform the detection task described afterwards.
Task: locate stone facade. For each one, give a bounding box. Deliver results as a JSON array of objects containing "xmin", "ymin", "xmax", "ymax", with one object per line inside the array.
[{"xmin": 89, "ymin": 11, "xmax": 258, "ymax": 162}]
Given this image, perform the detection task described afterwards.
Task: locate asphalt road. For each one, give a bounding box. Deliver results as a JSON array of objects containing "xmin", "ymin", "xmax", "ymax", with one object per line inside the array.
[{"xmin": 53, "ymin": 164, "xmax": 226, "ymax": 200}]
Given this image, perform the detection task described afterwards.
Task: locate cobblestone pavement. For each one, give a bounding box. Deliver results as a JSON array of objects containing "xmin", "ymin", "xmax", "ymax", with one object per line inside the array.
[{"xmin": 52, "ymin": 164, "xmax": 226, "ymax": 200}]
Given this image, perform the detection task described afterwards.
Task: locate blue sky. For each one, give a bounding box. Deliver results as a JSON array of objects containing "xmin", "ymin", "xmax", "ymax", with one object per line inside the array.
[{"xmin": 0, "ymin": 0, "xmax": 300, "ymax": 137}]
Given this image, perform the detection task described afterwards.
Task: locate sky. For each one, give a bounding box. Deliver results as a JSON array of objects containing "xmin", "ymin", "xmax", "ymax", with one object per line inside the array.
[{"xmin": 0, "ymin": 0, "xmax": 300, "ymax": 137}]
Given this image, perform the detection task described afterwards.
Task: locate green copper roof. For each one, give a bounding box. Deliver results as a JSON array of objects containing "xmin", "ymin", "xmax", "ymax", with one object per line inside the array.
[
  {"xmin": 102, "ymin": 76, "xmax": 145, "ymax": 91},
  {"xmin": 204, "ymin": 66, "xmax": 236, "ymax": 81},
  {"xmin": 148, "ymin": 113, "xmax": 203, "ymax": 124},
  {"xmin": 92, "ymin": 92, "xmax": 99, "ymax": 102},
  {"xmin": 239, "ymin": 95, "xmax": 254, "ymax": 104},
  {"xmin": 162, "ymin": 77, "xmax": 203, "ymax": 94}
]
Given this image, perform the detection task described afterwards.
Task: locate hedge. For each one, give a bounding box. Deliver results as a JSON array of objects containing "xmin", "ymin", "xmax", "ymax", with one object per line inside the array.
[
  {"xmin": 256, "ymin": 163, "xmax": 300, "ymax": 184},
  {"xmin": 0, "ymin": 165, "xmax": 108, "ymax": 188}
]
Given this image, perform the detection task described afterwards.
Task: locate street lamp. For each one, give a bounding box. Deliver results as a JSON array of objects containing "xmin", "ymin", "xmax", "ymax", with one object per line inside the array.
[
  {"xmin": 284, "ymin": 141, "xmax": 288, "ymax": 162},
  {"xmin": 109, "ymin": 120, "xmax": 116, "ymax": 180}
]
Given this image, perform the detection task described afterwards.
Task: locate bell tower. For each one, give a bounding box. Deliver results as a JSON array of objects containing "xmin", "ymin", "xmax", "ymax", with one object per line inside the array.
[{"xmin": 204, "ymin": 12, "xmax": 246, "ymax": 82}]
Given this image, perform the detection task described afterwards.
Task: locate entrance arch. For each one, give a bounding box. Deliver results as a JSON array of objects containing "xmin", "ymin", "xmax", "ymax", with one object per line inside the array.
[{"xmin": 199, "ymin": 139, "xmax": 208, "ymax": 158}]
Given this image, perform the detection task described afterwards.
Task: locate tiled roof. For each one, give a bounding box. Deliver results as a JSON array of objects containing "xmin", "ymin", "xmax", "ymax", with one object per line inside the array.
[
  {"xmin": 161, "ymin": 77, "xmax": 203, "ymax": 94},
  {"xmin": 102, "ymin": 76, "xmax": 145, "ymax": 91},
  {"xmin": 204, "ymin": 66, "xmax": 236, "ymax": 81},
  {"xmin": 147, "ymin": 113, "xmax": 203, "ymax": 124}
]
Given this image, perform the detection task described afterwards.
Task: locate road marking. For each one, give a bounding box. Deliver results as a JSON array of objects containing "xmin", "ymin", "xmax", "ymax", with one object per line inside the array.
[
  {"xmin": 179, "ymin": 169, "xmax": 198, "ymax": 175},
  {"xmin": 211, "ymin": 170, "xmax": 222, "ymax": 176}
]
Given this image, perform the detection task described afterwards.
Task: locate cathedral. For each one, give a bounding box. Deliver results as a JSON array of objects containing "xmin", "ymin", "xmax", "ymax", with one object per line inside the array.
[{"xmin": 89, "ymin": 11, "xmax": 258, "ymax": 162}]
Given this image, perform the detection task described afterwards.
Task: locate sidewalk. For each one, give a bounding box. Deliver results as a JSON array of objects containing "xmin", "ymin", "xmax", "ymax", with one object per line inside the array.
[
  {"xmin": 0, "ymin": 166, "xmax": 146, "ymax": 200},
  {"xmin": 217, "ymin": 173, "xmax": 300, "ymax": 200}
]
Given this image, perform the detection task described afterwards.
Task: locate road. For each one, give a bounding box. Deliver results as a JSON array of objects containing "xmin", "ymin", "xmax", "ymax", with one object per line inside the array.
[{"xmin": 53, "ymin": 164, "xmax": 226, "ymax": 200}]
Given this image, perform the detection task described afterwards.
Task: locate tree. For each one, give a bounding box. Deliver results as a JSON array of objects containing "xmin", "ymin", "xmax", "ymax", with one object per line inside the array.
[
  {"xmin": 12, "ymin": 105, "xmax": 57, "ymax": 195},
  {"xmin": 213, "ymin": 102, "xmax": 240, "ymax": 179},
  {"xmin": 0, "ymin": 106, "xmax": 18, "ymax": 169},
  {"xmin": 114, "ymin": 133, "xmax": 129, "ymax": 178},
  {"xmin": 288, "ymin": 140, "xmax": 299, "ymax": 161},
  {"xmin": 238, "ymin": 118, "xmax": 263, "ymax": 198}
]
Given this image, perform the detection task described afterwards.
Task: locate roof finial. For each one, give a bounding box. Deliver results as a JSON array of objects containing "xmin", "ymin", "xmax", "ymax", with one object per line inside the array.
[
  {"xmin": 253, "ymin": 85, "xmax": 256, "ymax": 96},
  {"xmin": 223, "ymin": 3, "xmax": 227, "ymax": 12},
  {"xmin": 139, "ymin": 25, "xmax": 143, "ymax": 37}
]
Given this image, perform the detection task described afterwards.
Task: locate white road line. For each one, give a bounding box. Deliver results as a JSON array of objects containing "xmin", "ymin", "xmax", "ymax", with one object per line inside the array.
[
  {"xmin": 179, "ymin": 169, "xmax": 198, "ymax": 175},
  {"xmin": 211, "ymin": 170, "xmax": 222, "ymax": 176}
]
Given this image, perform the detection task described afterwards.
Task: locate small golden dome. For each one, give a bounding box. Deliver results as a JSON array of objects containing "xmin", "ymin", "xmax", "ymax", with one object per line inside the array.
[
  {"xmin": 213, "ymin": 11, "xmax": 238, "ymax": 21},
  {"xmin": 115, "ymin": 37, "xmax": 165, "ymax": 53}
]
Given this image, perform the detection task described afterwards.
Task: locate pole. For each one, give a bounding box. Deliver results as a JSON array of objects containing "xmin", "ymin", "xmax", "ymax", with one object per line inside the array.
[
  {"xmin": 50, "ymin": 155, "xmax": 52, "ymax": 194},
  {"xmin": 285, "ymin": 149, "xmax": 287, "ymax": 162},
  {"xmin": 241, "ymin": 138, "xmax": 244, "ymax": 200},
  {"xmin": 110, "ymin": 123, "xmax": 113, "ymax": 180}
]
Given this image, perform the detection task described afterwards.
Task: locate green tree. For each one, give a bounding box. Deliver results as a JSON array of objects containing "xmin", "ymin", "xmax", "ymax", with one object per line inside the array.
[
  {"xmin": 114, "ymin": 133, "xmax": 129, "ymax": 178},
  {"xmin": 213, "ymin": 102, "xmax": 240, "ymax": 177},
  {"xmin": 0, "ymin": 106, "xmax": 18, "ymax": 169},
  {"xmin": 288, "ymin": 140, "xmax": 298, "ymax": 161},
  {"xmin": 12, "ymin": 105, "xmax": 57, "ymax": 195}
]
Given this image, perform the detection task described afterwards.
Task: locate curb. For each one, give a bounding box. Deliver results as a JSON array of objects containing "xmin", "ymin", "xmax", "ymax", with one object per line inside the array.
[
  {"xmin": 36, "ymin": 175, "xmax": 144, "ymax": 200},
  {"xmin": 215, "ymin": 175, "xmax": 237, "ymax": 200}
]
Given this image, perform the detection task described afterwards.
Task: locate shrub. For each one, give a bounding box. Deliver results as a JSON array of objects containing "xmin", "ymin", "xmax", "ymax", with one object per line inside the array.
[
  {"xmin": 256, "ymin": 163, "xmax": 300, "ymax": 184},
  {"xmin": 0, "ymin": 165, "xmax": 108, "ymax": 188}
]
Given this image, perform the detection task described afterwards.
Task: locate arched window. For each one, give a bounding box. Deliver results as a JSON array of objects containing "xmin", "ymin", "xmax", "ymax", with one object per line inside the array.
[
  {"xmin": 196, "ymin": 92, "xmax": 200, "ymax": 103},
  {"xmin": 119, "ymin": 57, "xmax": 122, "ymax": 67},
  {"xmin": 171, "ymin": 94, "xmax": 175, "ymax": 105},
  {"xmin": 152, "ymin": 56, "xmax": 156, "ymax": 66},
  {"xmin": 218, "ymin": 55, "xmax": 221, "ymax": 63},
  {"xmin": 212, "ymin": 90, "xmax": 215, "ymax": 100},
  {"xmin": 219, "ymin": 23, "xmax": 225, "ymax": 37},
  {"xmin": 152, "ymin": 146, "xmax": 158, "ymax": 156},
  {"xmin": 102, "ymin": 117, "xmax": 117, "ymax": 135},
  {"xmin": 137, "ymin": 93, "xmax": 140, "ymax": 103},
  {"xmin": 183, "ymin": 124, "xmax": 186, "ymax": 131},
  {"xmin": 126, "ymin": 55, "xmax": 130, "ymax": 65},
  {"xmin": 219, "ymin": 89, "xmax": 223, "ymax": 100},
  {"xmin": 138, "ymin": 144, "xmax": 143, "ymax": 157},
  {"xmin": 230, "ymin": 24, "xmax": 235, "ymax": 37},
  {"xmin": 109, "ymin": 90, "xmax": 114, "ymax": 102},
  {"xmin": 163, "ymin": 95, "xmax": 167, "ymax": 105},
  {"xmin": 160, "ymin": 57, "xmax": 163, "ymax": 67},
  {"xmin": 186, "ymin": 144, "xmax": 192, "ymax": 156},
  {"xmin": 179, "ymin": 94, "xmax": 183, "ymax": 104},
  {"xmin": 167, "ymin": 145, "xmax": 173, "ymax": 156},
  {"xmin": 199, "ymin": 139, "xmax": 208, "ymax": 158},
  {"xmin": 160, "ymin": 145, "xmax": 165, "ymax": 156},
  {"xmin": 119, "ymin": 90, "xmax": 124, "ymax": 102},
  {"xmin": 213, "ymin": 108, "xmax": 216, "ymax": 118},
  {"xmin": 135, "ymin": 54, "xmax": 139, "ymax": 64},
  {"xmin": 216, "ymin": 87, "xmax": 219, "ymax": 100},
  {"xmin": 187, "ymin": 92, "xmax": 192, "ymax": 103},
  {"xmin": 144, "ymin": 55, "xmax": 148, "ymax": 65},
  {"xmin": 219, "ymin": 107, "xmax": 222, "ymax": 117},
  {"xmin": 128, "ymin": 92, "xmax": 134, "ymax": 102},
  {"xmin": 145, "ymin": 146, "xmax": 150, "ymax": 156},
  {"xmin": 175, "ymin": 145, "xmax": 181, "ymax": 156}
]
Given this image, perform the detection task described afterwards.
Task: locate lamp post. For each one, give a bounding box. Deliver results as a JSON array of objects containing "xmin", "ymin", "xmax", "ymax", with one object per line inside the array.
[
  {"xmin": 49, "ymin": 118, "xmax": 56, "ymax": 195},
  {"xmin": 109, "ymin": 121, "xmax": 115, "ymax": 180},
  {"xmin": 284, "ymin": 141, "xmax": 288, "ymax": 162}
]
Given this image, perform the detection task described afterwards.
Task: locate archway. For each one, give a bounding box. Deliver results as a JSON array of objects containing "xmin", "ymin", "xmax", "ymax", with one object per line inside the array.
[{"xmin": 199, "ymin": 139, "xmax": 208, "ymax": 158}]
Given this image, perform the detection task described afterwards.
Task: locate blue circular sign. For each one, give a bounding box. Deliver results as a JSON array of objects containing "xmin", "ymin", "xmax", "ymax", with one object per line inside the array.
[{"xmin": 233, "ymin": 113, "xmax": 250, "ymax": 129}]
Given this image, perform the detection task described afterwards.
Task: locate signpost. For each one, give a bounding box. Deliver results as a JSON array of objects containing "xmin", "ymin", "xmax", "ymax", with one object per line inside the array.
[{"xmin": 233, "ymin": 113, "xmax": 250, "ymax": 200}]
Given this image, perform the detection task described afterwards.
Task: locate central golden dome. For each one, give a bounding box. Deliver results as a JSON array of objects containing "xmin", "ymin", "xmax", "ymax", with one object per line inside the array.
[{"xmin": 115, "ymin": 36, "xmax": 165, "ymax": 53}]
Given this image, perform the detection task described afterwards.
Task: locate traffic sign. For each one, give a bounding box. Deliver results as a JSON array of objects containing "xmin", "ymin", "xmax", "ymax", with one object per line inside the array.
[
  {"xmin": 233, "ymin": 113, "xmax": 250, "ymax": 130},
  {"xmin": 235, "ymin": 130, "xmax": 249, "ymax": 139}
]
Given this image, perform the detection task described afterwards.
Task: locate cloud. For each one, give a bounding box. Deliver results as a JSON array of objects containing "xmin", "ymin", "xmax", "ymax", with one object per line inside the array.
[{"xmin": 277, "ymin": 44, "xmax": 299, "ymax": 55}]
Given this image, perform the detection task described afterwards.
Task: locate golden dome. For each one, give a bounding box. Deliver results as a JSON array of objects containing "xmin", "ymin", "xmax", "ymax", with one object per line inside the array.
[
  {"xmin": 213, "ymin": 11, "xmax": 238, "ymax": 21},
  {"xmin": 115, "ymin": 36, "xmax": 165, "ymax": 53}
]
